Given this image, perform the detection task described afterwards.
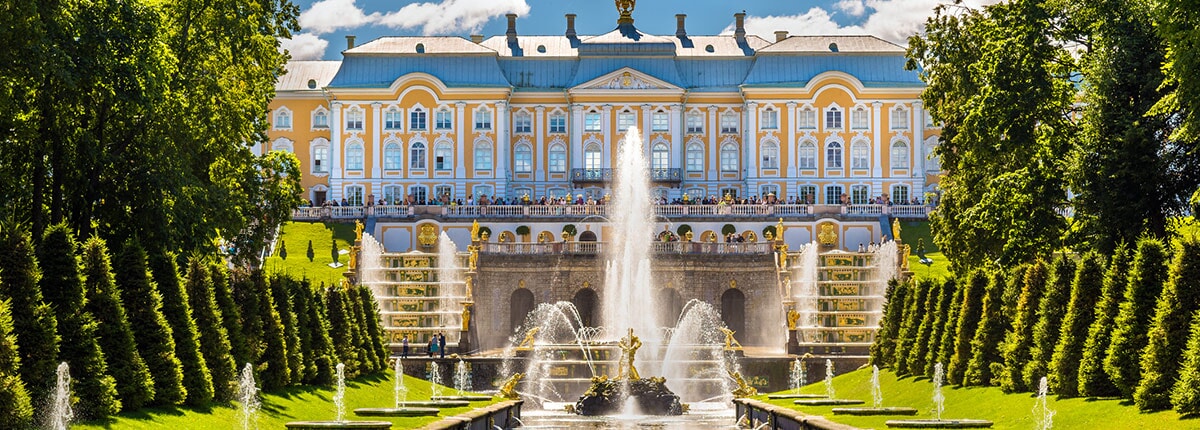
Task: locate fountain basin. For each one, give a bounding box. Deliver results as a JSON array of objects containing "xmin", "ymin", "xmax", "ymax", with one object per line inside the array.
[
  {"xmin": 431, "ymin": 395, "xmax": 493, "ymax": 402},
  {"xmin": 766, "ymin": 394, "xmax": 828, "ymax": 400},
  {"xmin": 574, "ymin": 377, "xmax": 683, "ymax": 416},
  {"xmin": 833, "ymin": 407, "xmax": 919, "ymax": 416},
  {"xmin": 284, "ymin": 421, "xmax": 393, "ymax": 429},
  {"xmin": 354, "ymin": 407, "xmax": 440, "ymax": 417},
  {"xmin": 395, "ymin": 400, "xmax": 470, "ymax": 408},
  {"xmin": 886, "ymin": 419, "xmax": 994, "ymax": 428},
  {"xmin": 794, "ymin": 399, "xmax": 865, "ymax": 406}
]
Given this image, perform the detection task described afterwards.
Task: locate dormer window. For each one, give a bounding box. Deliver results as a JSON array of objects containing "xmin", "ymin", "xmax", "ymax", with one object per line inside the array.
[{"xmin": 415, "ymin": 43, "xmax": 425, "ymax": 53}]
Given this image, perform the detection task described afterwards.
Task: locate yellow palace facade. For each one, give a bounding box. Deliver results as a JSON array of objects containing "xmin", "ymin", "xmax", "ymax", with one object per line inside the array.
[{"xmin": 266, "ymin": 8, "xmax": 941, "ymax": 211}]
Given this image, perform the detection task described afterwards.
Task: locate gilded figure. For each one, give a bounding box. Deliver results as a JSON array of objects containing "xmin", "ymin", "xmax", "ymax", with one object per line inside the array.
[
  {"xmin": 720, "ymin": 327, "xmax": 743, "ymax": 350},
  {"xmin": 617, "ymin": 328, "xmax": 642, "ymax": 380},
  {"xmin": 787, "ymin": 309, "xmax": 800, "ymax": 330},
  {"xmin": 498, "ymin": 373, "xmax": 523, "ymax": 399}
]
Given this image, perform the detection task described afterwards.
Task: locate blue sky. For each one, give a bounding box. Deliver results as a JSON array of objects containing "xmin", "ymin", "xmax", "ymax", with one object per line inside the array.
[{"xmin": 283, "ymin": 0, "xmax": 999, "ymax": 61}]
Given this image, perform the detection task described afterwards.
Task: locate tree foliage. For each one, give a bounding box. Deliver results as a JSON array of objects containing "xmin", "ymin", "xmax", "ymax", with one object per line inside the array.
[
  {"xmin": 114, "ymin": 240, "xmax": 185, "ymax": 405},
  {"xmin": 908, "ymin": 278, "xmax": 942, "ymax": 377},
  {"xmin": 1000, "ymin": 261, "xmax": 1048, "ymax": 393},
  {"xmin": 1105, "ymin": 238, "xmax": 1169, "ymax": 397},
  {"xmin": 81, "ymin": 237, "xmax": 154, "ymax": 411},
  {"xmin": 149, "ymin": 250, "xmax": 213, "ymax": 405},
  {"xmin": 1079, "ymin": 244, "xmax": 1130, "ymax": 397},
  {"xmin": 871, "ymin": 280, "xmax": 909, "ymax": 368},
  {"xmin": 1049, "ymin": 252, "xmax": 1105, "ymax": 397},
  {"xmin": 184, "ymin": 257, "xmax": 237, "ymax": 401},
  {"xmin": 0, "ymin": 220, "xmax": 60, "ymax": 404},
  {"xmin": 1026, "ymin": 254, "xmax": 1076, "ymax": 390},
  {"xmin": 1171, "ymin": 309, "xmax": 1200, "ymax": 416},
  {"xmin": 948, "ymin": 270, "xmax": 989, "ymax": 386},
  {"xmin": 926, "ymin": 278, "xmax": 958, "ymax": 378},
  {"xmin": 0, "ymin": 298, "xmax": 33, "ymax": 428},
  {"xmin": 895, "ymin": 279, "xmax": 928, "ymax": 376},
  {"xmin": 1135, "ymin": 238, "xmax": 1200, "ymax": 411},
  {"xmin": 966, "ymin": 270, "xmax": 1008, "ymax": 386}
]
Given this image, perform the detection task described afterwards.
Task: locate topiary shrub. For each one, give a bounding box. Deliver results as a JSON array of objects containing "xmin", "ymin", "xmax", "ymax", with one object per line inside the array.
[
  {"xmin": 115, "ymin": 240, "xmax": 186, "ymax": 406},
  {"xmin": 948, "ymin": 270, "xmax": 989, "ymax": 386},
  {"xmin": 1024, "ymin": 254, "xmax": 1075, "ymax": 391},
  {"xmin": 1000, "ymin": 261, "xmax": 1048, "ymax": 393},
  {"xmin": 81, "ymin": 237, "xmax": 154, "ymax": 411},
  {"xmin": 965, "ymin": 270, "xmax": 1008, "ymax": 386},
  {"xmin": 762, "ymin": 225, "xmax": 777, "ymax": 239},
  {"xmin": 515, "ymin": 225, "xmax": 530, "ymax": 236},
  {"xmin": 562, "ymin": 224, "xmax": 577, "ymax": 237},
  {"xmin": 1105, "ymin": 238, "xmax": 1168, "ymax": 397},
  {"xmin": 306, "ymin": 240, "xmax": 315, "ymax": 262},
  {"xmin": 721, "ymin": 224, "xmax": 736, "ymax": 236},
  {"xmin": 1135, "ymin": 238, "xmax": 1200, "ymax": 411},
  {"xmin": 1049, "ymin": 252, "xmax": 1104, "ymax": 397},
  {"xmin": 676, "ymin": 224, "xmax": 692, "ymax": 237},
  {"xmin": 1079, "ymin": 244, "xmax": 1130, "ymax": 397}
]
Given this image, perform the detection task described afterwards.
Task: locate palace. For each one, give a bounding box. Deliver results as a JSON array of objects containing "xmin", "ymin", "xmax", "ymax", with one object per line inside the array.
[{"xmin": 269, "ymin": 10, "xmax": 940, "ymax": 207}]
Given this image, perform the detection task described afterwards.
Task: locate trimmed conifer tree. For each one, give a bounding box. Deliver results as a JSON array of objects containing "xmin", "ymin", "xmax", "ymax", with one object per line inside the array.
[
  {"xmin": 1000, "ymin": 261, "xmax": 1048, "ymax": 392},
  {"xmin": 1105, "ymin": 238, "xmax": 1168, "ymax": 397},
  {"xmin": 306, "ymin": 240, "xmax": 315, "ymax": 262},
  {"xmin": 307, "ymin": 285, "xmax": 336, "ymax": 385},
  {"xmin": 184, "ymin": 257, "xmax": 237, "ymax": 401},
  {"xmin": 37, "ymin": 225, "xmax": 120, "ymax": 418},
  {"xmin": 966, "ymin": 270, "xmax": 1008, "ymax": 386},
  {"xmin": 234, "ymin": 272, "xmax": 265, "ymax": 367},
  {"xmin": 948, "ymin": 270, "xmax": 989, "ymax": 386},
  {"xmin": 211, "ymin": 263, "xmax": 248, "ymax": 368},
  {"xmin": 936, "ymin": 276, "xmax": 965, "ymax": 372},
  {"xmin": 81, "ymin": 237, "xmax": 154, "ymax": 411},
  {"xmin": 1049, "ymin": 252, "xmax": 1104, "ymax": 397},
  {"xmin": 1025, "ymin": 254, "xmax": 1075, "ymax": 391},
  {"xmin": 114, "ymin": 240, "xmax": 186, "ymax": 405},
  {"xmin": 253, "ymin": 272, "xmax": 290, "ymax": 390},
  {"xmin": 871, "ymin": 279, "xmax": 909, "ymax": 367},
  {"xmin": 0, "ymin": 297, "xmax": 33, "ymax": 427},
  {"xmin": 148, "ymin": 250, "xmax": 212, "ymax": 405},
  {"xmin": 269, "ymin": 276, "xmax": 304, "ymax": 384},
  {"xmin": 0, "ymin": 221, "xmax": 60, "ymax": 403},
  {"xmin": 1079, "ymin": 244, "xmax": 1130, "ymax": 397},
  {"xmin": 346, "ymin": 286, "xmax": 373, "ymax": 374},
  {"xmin": 290, "ymin": 279, "xmax": 318, "ymax": 384},
  {"xmin": 892, "ymin": 280, "xmax": 921, "ymax": 374},
  {"xmin": 326, "ymin": 286, "xmax": 360, "ymax": 374},
  {"xmin": 1170, "ymin": 309, "xmax": 1200, "ymax": 415},
  {"xmin": 1134, "ymin": 238, "xmax": 1200, "ymax": 411},
  {"xmin": 359, "ymin": 286, "xmax": 389, "ymax": 371},
  {"xmin": 925, "ymin": 278, "xmax": 957, "ymax": 378},
  {"xmin": 908, "ymin": 278, "xmax": 940, "ymax": 376}
]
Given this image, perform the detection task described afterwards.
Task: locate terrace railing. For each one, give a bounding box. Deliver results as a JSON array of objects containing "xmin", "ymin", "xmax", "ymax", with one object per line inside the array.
[
  {"xmin": 480, "ymin": 241, "xmax": 773, "ymax": 255},
  {"xmin": 293, "ymin": 203, "xmax": 927, "ymax": 221}
]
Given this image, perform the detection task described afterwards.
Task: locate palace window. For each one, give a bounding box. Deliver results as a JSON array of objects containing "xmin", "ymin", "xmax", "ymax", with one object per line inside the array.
[
  {"xmin": 514, "ymin": 112, "xmax": 532, "ymax": 133},
  {"xmin": 345, "ymin": 108, "xmax": 364, "ymax": 131},
  {"xmin": 720, "ymin": 112, "xmax": 739, "ymax": 134},
  {"xmin": 409, "ymin": 186, "xmax": 428, "ymax": 204},
  {"xmin": 891, "ymin": 106, "xmax": 910, "ymax": 130},
  {"xmin": 274, "ymin": 109, "xmax": 292, "ymax": 130},
  {"xmin": 798, "ymin": 141, "xmax": 816, "ymax": 169},
  {"xmin": 312, "ymin": 110, "xmax": 329, "ymax": 129},
  {"xmin": 720, "ymin": 143, "xmax": 738, "ymax": 172},
  {"xmin": 825, "ymin": 107, "xmax": 842, "ymax": 130},
  {"xmin": 474, "ymin": 185, "xmax": 493, "ymax": 199},
  {"xmin": 761, "ymin": 185, "xmax": 779, "ymax": 199},
  {"xmin": 851, "ymin": 185, "xmax": 870, "ymax": 205},
  {"xmin": 798, "ymin": 185, "xmax": 817, "ymax": 204},
  {"xmin": 652, "ymin": 111, "xmax": 669, "ymax": 132},
  {"xmin": 584, "ymin": 143, "xmax": 602, "ymax": 170},
  {"xmin": 851, "ymin": 141, "xmax": 869, "ymax": 169},
  {"xmin": 762, "ymin": 141, "xmax": 779, "ymax": 169},
  {"xmin": 312, "ymin": 143, "xmax": 329, "ymax": 173},
  {"xmin": 434, "ymin": 142, "xmax": 452, "ymax": 170},
  {"xmin": 474, "ymin": 107, "xmax": 492, "ymax": 130},
  {"xmin": 851, "ymin": 107, "xmax": 869, "ymax": 130},
  {"xmin": 825, "ymin": 185, "xmax": 844, "ymax": 205},
  {"xmin": 892, "ymin": 185, "xmax": 910, "ymax": 204},
  {"xmin": 346, "ymin": 186, "xmax": 364, "ymax": 206},
  {"xmin": 410, "ymin": 142, "xmax": 426, "ymax": 169},
  {"xmin": 385, "ymin": 108, "xmax": 403, "ymax": 130},
  {"xmin": 514, "ymin": 144, "xmax": 532, "ymax": 173},
  {"xmin": 686, "ymin": 143, "xmax": 704, "ymax": 172},
  {"xmin": 434, "ymin": 185, "xmax": 453, "ymax": 201},
  {"xmin": 617, "ymin": 112, "xmax": 636, "ymax": 132},
  {"xmin": 382, "ymin": 185, "xmax": 403, "ymax": 205},
  {"xmin": 891, "ymin": 142, "xmax": 910, "ymax": 169},
  {"xmin": 475, "ymin": 141, "xmax": 493, "ymax": 171},
  {"xmin": 549, "ymin": 113, "xmax": 567, "ymax": 133},
  {"xmin": 686, "ymin": 113, "xmax": 704, "ymax": 133},
  {"xmin": 435, "ymin": 109, "xmax": 453, "ymax": 130},
  {"xmin": 652, "ymin": 143, "xmax": 669, "ymax": 170},
  {"xmin": 549, "ymin": 144, "xmax": 567, "ymax": 173},
  {"xmin": 584, "ymin": 112, "xmax": 601, "ymax": 132},
  {"xmin": 409, "ymin": 108, "xmax": 426, "ymax": 131},
  {"xmin": 798, "ymin": 107, "xmax": 817, "ymax": 129},
  {"xmin": 346, "ymin": 143, "xmax": 364, "ymax": 171},
  {"xmin": 826, "ymin": 142, "xmax": 843, "ymax": 169},
  {"xmin": 384, "ymin": 143, "xmax": 402, "ymax": 170},
  {"xmin": 761, "ymin": 108, "xmax": 779, "ymax": 130}
]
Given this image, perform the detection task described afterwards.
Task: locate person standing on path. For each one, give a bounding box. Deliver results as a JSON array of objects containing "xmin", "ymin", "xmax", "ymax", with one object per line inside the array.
[
  {"xmin": 401, "ymin": 335, "xmax": 409, "ymax": 359},
  {"xmin": 438, "ymin": 332, "xmax": 447, "ymax": 359}
]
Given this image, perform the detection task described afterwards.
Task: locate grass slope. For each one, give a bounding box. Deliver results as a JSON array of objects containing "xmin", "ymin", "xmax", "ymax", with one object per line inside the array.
[
  {"xmin": 758, "ymin": 368, "xmax": 1194, "ymax": 430},
  {"xmin": 900, "ymin": 220, "xmax": 952, "ymax": 281},
  {"xmin": 76, "ymin": 369, "xmax": 499, "ymax": 429},
  {"xmin": 264, "ymin": 221, "xmax": 356, "ymax": 287}
]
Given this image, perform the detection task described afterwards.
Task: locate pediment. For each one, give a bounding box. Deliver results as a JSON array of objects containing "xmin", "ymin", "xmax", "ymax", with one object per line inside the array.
[{"xmin": 574, "ymin": 67, "xmax": 679, "ymax": 91}]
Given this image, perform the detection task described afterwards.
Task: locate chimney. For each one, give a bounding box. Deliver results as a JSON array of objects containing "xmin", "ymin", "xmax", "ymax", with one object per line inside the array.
[
  {"xmin": 470, "ymin": 34, "xmax": 484, "ymax": 43},
  {"xmin": 676, "ymin": 14, "xmax": 687, "ymax": 38},
  {"xmin": 775, "ymin": 31, "xmax": 788, "ymax": 42},
  {"xmin": 346, "ymin": 35, "xmax": 356, "ymax": 50},
  {"xmin": 566, "ymin": 14, "xmax": 577, "ymax": 38},
  {"xmin": 734, "ymin": 12, "xmax": 746, "ymax": 42},
  {"xmin": 506, "ymin": 13, "xmax": 518, "ymax": 45}
]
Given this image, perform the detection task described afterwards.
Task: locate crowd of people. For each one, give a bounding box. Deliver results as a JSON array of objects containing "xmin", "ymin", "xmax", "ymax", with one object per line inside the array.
[{"xmin": 298, "ymin": 192, "xmax": 934, "ymax": 209}]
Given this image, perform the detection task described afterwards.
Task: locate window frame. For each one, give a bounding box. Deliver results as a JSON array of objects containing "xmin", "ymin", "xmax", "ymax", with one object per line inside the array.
[
  {"xmin": 891, "ymin": 106, "xmax": 910, "ymax": 130},
  {"xmin": 409, "ymin": 108, "xmax": 427, "ymax": 131},
  {"xmin": 826, "ymin": 141, "xmax": 844, "ymax": 169},
  {"xmin": 651, "ymin": 111, "xmax": 669, "ymax": 132},
  {"xmin": 851, "ymin": 141, "xmax": 870, "ymax": 169},
  {"xmin": 851, "ymin": 107, "xmax": 869, "ymax": 130},
  {"xmin": 274, "ymin": 109, "xmax": 292, "ymax": 130},
  {"xmin": 514, "ymin": 112, "xmax": 532, "ymax": 134},
  {"xmin": 312, "ymin": 109, "xmax": 329, "ymax": 129},
  {"xmin": 384, "ymin": 108, "xmax": 403, "ymax": 130},
  {"xmin": 798, "ymin": 108, "xmax": 817, "ymax": 130},
  {"xmin": 549, "ymin": 143, "xmax": 567, "ymax": 173},
  {"xmin": 474, "ymin": 141, "xmax": 493, "ymax": 171},
  {"xmin": 798, "ymin": 140, "xmax": 816, "ymax": 169},
  {"xmin": 410, "ymin": 142, "xmax": 427, "ymax": 170},
  {"xmin": 514, "ymin": 144, "xmax": 532, "ymax": 173},
  {"xmin": 824, "ymin": 185, "xmax": 844, "ymax": 205},
  {"xmin": 720, "ymin": 112, "xmax": 739, "ymax": 134},
  {"xmin": 686, "ymin": 143, "xmax": 704, "ymax": 172},
  {"xmin": 435, "ymin": 109, "xmax": 453, "ymax": 130},
  {"xmin": 824, "ymin": 107, "xmax": 842, "ymax": 130},
  {"xmin": 686, "ymin": 113, "xmax": 704, "ymax": 134},
  {"xmin": 345, "ymin": 108, "xmax": 364, "ymax": 131},
  {"xmin": 384, "ymin": 142, "xmax": 403, "ymax": 170},
  {"xmin": 891, "ymin": 141, "xmax": 910, "ymax": 169},
  {"xmin": 583, "ymin": 143, "xmax": 602, "ymax": 170},
  {"xmin": 584, "ymin": 112, "xmax": 601, "ymax": 132},
  {"xmin": 549, "ymin": 113, "xmax": 567, "ymax": 133},
  {"xmin": 346, "ymin": 142, "xmax": 364, "ymax": 171},
  {"xmin": 651, "ymin": 143, "xmax": 669, "ymax": 170},
  {"xmin": 762, "ymin": 141, "xmax": 779, "ymax": 169},
  {"xmin": 474, "ymin": 107, "xmax": 492, "ymax": 130},
  {"xmin": 617, "ymin": 112, "xmax": 636, "ymax": 132},
  {"xmin": 720, "ymin": 143, "xmax": 738, "ymax": 172},
  {"xmin": 761, "ymin": 108, "xmax": 779, "ymax": 130},
  {"xmin": 434, "ymin": 142, "xmax": 452, "ymax": 171}
]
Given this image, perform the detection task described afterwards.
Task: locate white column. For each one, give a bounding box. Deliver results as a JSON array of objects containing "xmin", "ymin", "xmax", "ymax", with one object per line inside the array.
[
  {"xmin": 331, "ymin": 102, "xmax": 344, "ymax": 200},
  {"xmin": 571, "ymin": 105, "xmax": 584, "ymax": 170},
  {"xmin": 496, "ymin": 102, "xmax": 508, "ymax": 180},
  {"xmin": 670, "ymin": 104, "xmax": 683, "ymax": 168},
  {"xmin": 642, "ymin": 104, "xmax": 653, "ymax": 162},
  {"xmin": 602, "ymin": 105, "xmax": 612, "ymax": 170},
  {"xmin": 535, "ymin": 105, "xmax": 545, "ymax": 181},
  {"xmin": 745, "ymin": 102, "xmax": 758, "ymax": 179},
  {"xmin": 708, "ymin": 106, "xmax": 718, "ymax": 180},
  {"xmin": 786, "ymin": 102, "xmax": 797, "ymax": 177},
  {"xmin": 913, "ymin": 101, "xmax": 926, "ymax": 195},
  {"xmin": 371, "ymin": 102, "xmax": 382, "ymax": 177},
  {"xmin": 872, "ymin": 101, "xmax": 883, "ymax": 178},
  {"xmin": 455, "ymin": 102, "xmax": 466, "ymax": 175}
]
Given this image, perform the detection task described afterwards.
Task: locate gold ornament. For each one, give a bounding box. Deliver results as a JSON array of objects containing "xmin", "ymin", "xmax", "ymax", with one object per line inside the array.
[
  {"xmin": 418, "ymin": 223, "xmax": 438, "ymax": 247},
  {"xmin": 817, "ymin": 222, "xmax": 838, "ymax": 246}
]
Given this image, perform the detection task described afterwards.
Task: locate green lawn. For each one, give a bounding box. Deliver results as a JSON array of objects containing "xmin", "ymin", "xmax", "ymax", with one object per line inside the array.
[
  {"xmin": 900, "ymin": 220, "xmax": 953, "ymax": 281},
  {"xmin": 758, "ymin": 368, "xmax": 1195, "ymax": 430},
  {"xmin": 264, "ymin": 221, "xmax": 357, "ymax": 287},
  {"xmin": 76, "ymin": 369, "xmax": 500, "ymax": 429}
]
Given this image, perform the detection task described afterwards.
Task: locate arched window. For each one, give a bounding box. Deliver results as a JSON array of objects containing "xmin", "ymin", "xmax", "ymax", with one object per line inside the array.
[
  {"xmin": 410, "ymin": 142, "xmax": 427, "ymax": 169},
  {"xmin": 382, "ymin": 185, "xmax": 404, "ymax": 205},
  {"xmin": 826, "ymin": 142, "xmax": 843, "ymax": 169},
  {"xmin": 798, "ymin": 140, "xmax": 816, "ymax": 169},
  {"xmin": 891, "ymin": 141, "xmax": 910, "ymax": 169},
  {"xmin": 651, "ymin": 143, "xmax": 669, "ymax": 170},
  {"xmin": 475, "ymin": 141, "xmax": 493, "ymax": 171},
  {"xmin": 851, "ymin": 141, "xmax": 869, "ymax": 169},
  {"xmin": 891, "ymin": 106, "xmax": 910, "ymax": 130},
  {"xmin": 514, "ymin": 144, "xmax": 532, "ymax": 173},
  {"xmin": 851, "ymin": 106, "xmax": 869, "ymax": 129},
  {"xmin": 686, "ymin": 143, "xmax": 704, "ymax": 172},
  {"xmin": 825, "ymin": 107, "xmax": 842, "ymax": 130},
  {"xmin": 721, "ymin": 289, "xmax": 746, "ymax": 337},
  {"xmin": 384, "ymin": 142, "xmax": 402, "ymax": 170},
  {"xmin": 572, "ymin": 288, "xmax": 599, "ymax": 328},
  {"xmin": 584, "ymin": 143, "xmax": 602, "ymax": 170},
  {"xmin": 762, "ymin": 141, "xmax": 779, "ymax": 169},
  {"xmin": 548, "ymin": 143, "xmax": 567, "ymax": 173},
  {"xmin": 720, "ymin": 143, "xmax": 738, "ymax": 172},
  {"xmin": 346, "ymin": 143, "xmax": 364, "ymax": 170},
  {"xmin": 345, "ymin": 185, "xmax": 364, "ymax": 206},
  {"xmin": 891, "ymin": 185, "xmax": 910, "ymax": 204},
  {"xmin": 510, "ymin": 289, "xmax": 535, "ymax": 333},
  {"xmin": 274, "ymin": 109, "xmax": 292, "ymax": 130},
  {"xmin": 434, "ymin": 142, "xmax": 452, "ymax": 170}
]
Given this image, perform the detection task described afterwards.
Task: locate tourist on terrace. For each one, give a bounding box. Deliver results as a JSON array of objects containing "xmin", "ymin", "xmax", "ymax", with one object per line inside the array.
[
  {"xmin": 401, "ymin": 335, "xmax": 409, "ymax": 359},
  {"xmin": 438, "ymin": 333, "xmax": 447, "ymax": 359}
]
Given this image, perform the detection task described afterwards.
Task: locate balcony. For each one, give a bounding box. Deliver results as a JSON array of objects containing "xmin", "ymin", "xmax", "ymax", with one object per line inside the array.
[{"xmin": 570, "ymin": 168, "xmax": 682, "ymax": 183}]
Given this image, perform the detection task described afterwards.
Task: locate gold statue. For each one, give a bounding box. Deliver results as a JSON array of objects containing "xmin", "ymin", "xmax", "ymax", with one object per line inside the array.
[
  {"xmin": 355, "ymin": 220, "xmax": 364, "ymax": 242},
  {"xmin": 778, "ymin": 244, "xmax": 789, "ymax": 270},
  {"xmin": 471, "ymin": 219, "xmax": 481, "ymax": 241},
  {"xmin": 729, "ymin": 371, "xmax": 758, "ymax": 398},
  {"xmin": 517, "ymin": 327, "xmax": 540, "ymax": 349},
  {"xmin": 720, "ymin": 327, "xmax": 743, "ymax": 350},
  {"xmin": 776, "ymin": 218, "xmax": 785, "ymax": 242},
  {"xmin": 615, "ymin": 0, "xmax": 635, "ymax": 19},
  {"xmin": 348, "ymin": 245, "xmax": 359, "ymax": 269},
  {"xmin": 891, "ymin": 218, "xmax": 902, "ymax": 243},
  {"xmin": 465, "ymin": 276, "xmax": 474, "ymax": 299},
  {"xmin": 498, "ymin": 373, "xmax": 523, "ymax": 399},
  {"xmin": 787, "ymin": 309, "xmax": 800, "ymax": 330},
  {"xmin": 617, "ymin": 328, "xmax": 642, "ymax": 380},
  {"xmin": 467, "ymin": 244, "xmax": 479, "ymax": 271},
  {"xmin": 461, "ymin": 305, "xmax": 471, "ymax": 331}
]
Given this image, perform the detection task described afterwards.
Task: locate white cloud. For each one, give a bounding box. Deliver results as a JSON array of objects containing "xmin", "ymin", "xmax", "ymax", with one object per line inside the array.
[
  {"xmin": 280, "ymin": 33, "xmax": 329, "ymax": 60},
  {"xmin": 299, "ymin": 0, "xmax": 381, "ymax": 35},
  {"xmin": 729, "ymin": 0, "xmax": 1003, "ymax": 45},
  {"xmin": 376, "ymin": 0, "xmax": 530, "ymax": 35}
]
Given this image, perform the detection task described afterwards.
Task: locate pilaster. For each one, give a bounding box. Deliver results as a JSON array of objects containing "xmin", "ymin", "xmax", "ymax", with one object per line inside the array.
[
  {"xmin": 371, "ymin": 102, "xmax": 382, "ymax": 177},
  {"xmin": 786, "ymin": 102, "xmax": 797, "ymax": 177},
  {"xmin": 535, "ymin": 105, "xmax": 545, "ymax": 181},
  {"xmin": 456, "ymin": 102, "xmax": 466, "ymax": 174}
]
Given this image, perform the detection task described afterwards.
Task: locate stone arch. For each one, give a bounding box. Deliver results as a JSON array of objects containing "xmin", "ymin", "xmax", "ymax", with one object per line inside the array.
[
  {"xmin": 657, "ymin": 288, "xmax": 683, "ymax": 328},
  {"xmin": 578, "ymin": 230, "xmax": 598, "ymax": 242},
  {"xmin": 572, "ymin": 288, "xmax": 599, "ymax": 328},
  {"xmin": 721, "ymin": 288, "xmax": 746, "ymax": 336},
  {"xmin": 510, "ymin": 288, "xmax": 535, "ymax": 334}
]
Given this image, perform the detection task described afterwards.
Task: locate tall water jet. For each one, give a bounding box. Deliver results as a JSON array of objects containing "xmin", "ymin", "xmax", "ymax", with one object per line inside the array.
[
  {"xmin": 394, "ymin": 359, "xmax": 408, "ymax": 407},
  {"xmin": 932, "ymin": 362, "xmax": 945, "ymax": 421},
  {"xmin": 875, "ymin": 240, "xmax": 899, "ymax": 287},
  {"xmin": 824, "ymin": 359, "xmax": 836, "ymax": 399},
  {"xmin": 792, "ymin": 242, "xmax": 820, "ymax": 342},
  {"xmin": 1034, "ymin": 376, "xmax": 1054, "ymax": 430},
  {"xmin": 334, "ymin": 362, "xmax": 347, "ymax": 423},
  {"xmin": 660, "ymin": 300, "xmax": 734, "ymax": 402},
  {"xmin": 790, "ymin": 358, "xmax": 806, "ymax": 393},
  {"xmin": 49, "ymin": 362, "xmax": 72, "ymax": 430},
  {"xmin": 602, "ymin": 126, "xmax": 658, "ymax": 340},
  {"xmin": 871, "ymin": 365, "xmax": 883, "ymax": 408},
  {"xmin": 238, "ymin": 363, "xmax": 261, "ymax": 430},
  {"xmin": 453, "ymin": 359, "xmax": 472, "ymax": 396},
  {"xmin": 428, "ymin": 361, "xmax": 443, "ymax": 398},
  {"xmin": 360, "ymin": 233, "xmax": 385, "ymax": 295}
]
